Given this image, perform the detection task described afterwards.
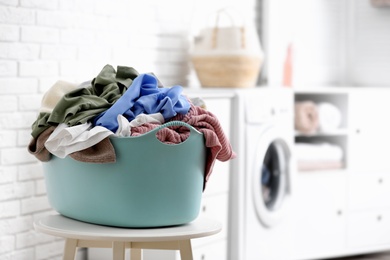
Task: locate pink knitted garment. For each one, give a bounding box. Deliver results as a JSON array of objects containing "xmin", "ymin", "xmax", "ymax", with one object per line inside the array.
[{"xmin": 131, "ymin": 103, "xmax": 236, "ymax": 188}]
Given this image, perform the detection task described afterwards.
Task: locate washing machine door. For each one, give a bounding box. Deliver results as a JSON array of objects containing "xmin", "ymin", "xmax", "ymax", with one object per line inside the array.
[{"xmin": 252, "ymin": 125, "xmax": 292, "ymax": 228}]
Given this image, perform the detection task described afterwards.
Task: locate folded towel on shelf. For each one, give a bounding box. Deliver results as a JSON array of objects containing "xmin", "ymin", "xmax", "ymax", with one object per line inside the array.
[
  {"xmin": 297, "ymin": 160, "xmax": 344, "ymax": 172},
  {"xmin": 295, "ymin": 142, "xmax": 343, "ymax": 162},
  {"xmin": 295, "ymin": 142, "xmax": 344, "ymax": 171},
  {"xmin": 317, "ymin": 102, "xmax": 342, "ymax": 132},
  {"xmin": 294, "ymin": 101, "xmax": 319, "ymax": 135}
]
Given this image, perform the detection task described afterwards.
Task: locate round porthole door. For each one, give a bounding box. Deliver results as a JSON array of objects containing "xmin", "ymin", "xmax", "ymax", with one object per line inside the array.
[{"xmin": 252, "ymin": 126, "xmax": 292, "ymax": 228}]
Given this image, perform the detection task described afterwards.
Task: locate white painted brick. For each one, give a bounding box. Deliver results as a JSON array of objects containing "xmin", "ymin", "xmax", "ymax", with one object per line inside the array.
[
  {"xmin": 0, "ymin": 78, "xmax": 38, "ymax": 94},
  {"xmin": 0, "ymin": 200, "xmax": 20, "ymax": 218},
  {"xmin": 39, "ymin": 77, "xmax": 66, "ymax": 93},
  {"xmin": 20, "ymin": 0, "xmax": 58, "ymax": 10},
  {"xmin": 41, "ymin": 44, "xmax": 77, "ymax": 60},
  {"xmin": 59, "ymin": 60, "xmax": 102, "ymax": 78},
  {"xmin": 155, "ymin": 3, "xmax": 194, "ymax": 23},
  {"xmin": 75, "ymin": 13, "xmax": 108, "ymax": 30},
  {"xmin": 157, "ymin": 21, "xmax": 190, "ymax": 35},
  {"xmin": 153, "ymin": 62, "xmax": 190, "ymax": 78},
  {"xmin": 95, "ymin": 0, "xmax": 128, "ymax": 16},
  {"xmin": 0, "ymin": 111, "xmax": 38, "ymax": 130},
  {"xmin": 18, "ymin": 94, "xmax": 42, "ymax": 111},
  {"xmin": 0, "ymin": 42, "xmax": 40, "ymax": 60},
  {"xmin": 128, "ymin": 35, "xmax": 159, "ymax": 50},
  {"xmin": 19, "ymin": 61, "xmax": 59, "ymax": 77},
  {"xmin": 0, "ymin": 0, "xmax": 18, "ymax": 6},
  {"xmin": 78, "ymin": 45, "xmax": 112, "ymax": 61},
  {"xmin": 59, "ymin": 0, "xmax": 95, "ymax": 13},
  {"xmin": 111, "ymin": 47, "xmax": 144, "ymax": 66},
  {"xmin": 117, "ymin": 48, "xmax": 154, "ymax": 65},
  {"xmin": 107, "ymin": 16, "xmax": 140, "ymax": 35},
  {"xmin": 0, "ymin": 130, "xmax": 17, "ymax": 148},
  {"xmin": 16, "ymin": 230, "xmax": 54, "ymax": 249},
  {"xmin": 0, "ymin": 6, "xmax": 35, "ymax": 25},
  {"xmin": 35, "ymin": 179, "xmax": 46, "ymax": 195},
  {"xmin": 95, "ymin": 30, "xmax": 130, "ymax": 47},
  {"xmin": 18, "ymin": 129, "xmax": 34, "ymax": 147},
  {"xmin": 0, "ymin": 166, "xmax": 17, "ymax": 184},
  {"xmin": 0, "ymin": 96, "xmax": 17, "ymax": 113},
  {"xmin": 1, "ymin": 248, "xmax": 35, "ymax": 260},
  {"xmin": 0, "ymin": 181, "xmax": 34, "ymax": 201},
  {"xmin": 21, "ymin": 196, "xmax": 50, "ymax": 214},
  {"xmin": 36, "ymin": 10, "xmax": 77, "ymax": 28},
  {"xmin": 21, "ymin": 26, "xmax": 60, "ymax": 43},
  {"xmin": 156, "ymin": 35, "xmax": 190, "ymax": 50},
  {"xmin": 35, "ymin": 240, "xmax": 64, "ymax": 260},
  {"xmin": 0, "ymin": 24, "xmax": 19, "ymax": 41},
  {"xmin": 18, "ymin": 163, "xmax": 43, "ymax": 181},
  {"xmin": 60, "ymin": 28, "xmax": 96, "ymax": 45},
  {"xmin": 0, "ymin": 235, "xmax": 14, "ymax": 254},
  {"xmin": 0, "ymin": 216, "xmax": 32, "ymax": 235},
  {"xmin": 1, "ymin": 147, "xmax": 37, "ymax": 165},
  {"xmin": 0, "ymin": 60, "xmax": 17, "ymax": 76}
]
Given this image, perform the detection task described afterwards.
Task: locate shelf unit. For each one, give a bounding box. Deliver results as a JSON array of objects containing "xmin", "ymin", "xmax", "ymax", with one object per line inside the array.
[
  {"xmin": 294, "ymin": 87, "xmax": 349, "ymax": 172},
  {"xmin": 291, "ymin": 87, "xmax": 390, "ymax": 260}
]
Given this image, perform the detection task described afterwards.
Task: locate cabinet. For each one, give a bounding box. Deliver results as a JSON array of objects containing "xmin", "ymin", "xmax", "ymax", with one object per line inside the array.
[
  {"xmin": 347, "ymin": 89, "xmax": 390, "ymax": 250},
  {"xmin": 348, "ymin": 90, "xmax": 390, "ymax": 172},
  {"xmin": 190, "ymin": 93, "xmax": 232, "ymax": 260},
  {"xmin": 292, "ymin": 87, "xmax": 390, "ymax": 259},
  {"xmin": 292, "ymin": 171, "xmax": 347, "ymax": 259}
]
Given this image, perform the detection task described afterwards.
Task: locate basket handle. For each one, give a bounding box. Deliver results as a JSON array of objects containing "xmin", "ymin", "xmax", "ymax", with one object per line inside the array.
[
  {"xmin": 211, "ymin": 8, "xmax": 246, "ymax": 49},
  {"xmin": 147, "ymin": 120, "xmax": 202, "ymax": 140}
]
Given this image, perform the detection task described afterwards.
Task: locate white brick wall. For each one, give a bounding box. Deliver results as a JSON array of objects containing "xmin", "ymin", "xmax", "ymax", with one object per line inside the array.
[{"xmin": 0, "ymin": 0, "xmax": 256, "ymax": 259}]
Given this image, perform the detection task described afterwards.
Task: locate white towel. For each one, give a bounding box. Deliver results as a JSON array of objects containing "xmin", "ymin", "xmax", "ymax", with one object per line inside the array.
[
  {"xmin": 45, "ymin": 123, "xmax": 114, "ymax": 158},
  {"xmin": 116, "ymin": 113, "xmax": 164, "ymax": 137},
  {"xmin": 317, "ymin": 102, "xmax": 342, "ymax": 132}
]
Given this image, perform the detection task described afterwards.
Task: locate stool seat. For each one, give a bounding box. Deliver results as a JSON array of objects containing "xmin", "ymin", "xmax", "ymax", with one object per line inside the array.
[{"xmin": 34, "ymin": 214, "xmax": 222, "ymax": 260}]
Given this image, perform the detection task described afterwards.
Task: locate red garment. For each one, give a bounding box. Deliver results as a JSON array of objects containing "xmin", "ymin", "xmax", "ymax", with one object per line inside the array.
[{"xmin": 131, "ymin": 103, "xmax": 236, "ymax": 188}]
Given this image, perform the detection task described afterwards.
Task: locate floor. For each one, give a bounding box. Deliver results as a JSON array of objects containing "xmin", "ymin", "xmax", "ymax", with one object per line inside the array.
[{"xmin": 330, "ymin": 252, "xmax": 390, "ymax": 260}]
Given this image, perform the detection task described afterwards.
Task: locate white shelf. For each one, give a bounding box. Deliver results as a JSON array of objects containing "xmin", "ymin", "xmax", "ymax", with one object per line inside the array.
[{"xmin": 295, "ymin": 128, "xmax": 349, "ymax": 137}]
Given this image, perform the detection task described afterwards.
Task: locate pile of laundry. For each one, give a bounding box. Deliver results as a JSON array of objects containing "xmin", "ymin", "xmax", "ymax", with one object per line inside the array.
[{"xmin": 28, "ymin": 64, "xmax": 236, "ymax": 187}]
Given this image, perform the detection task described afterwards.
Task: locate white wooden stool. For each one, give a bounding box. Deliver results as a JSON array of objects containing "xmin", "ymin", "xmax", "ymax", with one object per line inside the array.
[{"xmin": 34, "ymin": 214, "xmax": 222, "ymax": 260}]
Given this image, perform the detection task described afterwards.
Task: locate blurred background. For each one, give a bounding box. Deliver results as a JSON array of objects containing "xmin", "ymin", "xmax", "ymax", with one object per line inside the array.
[{"xmin": 0, "ymin": 0, "xmax": 389, "ymax": 259}]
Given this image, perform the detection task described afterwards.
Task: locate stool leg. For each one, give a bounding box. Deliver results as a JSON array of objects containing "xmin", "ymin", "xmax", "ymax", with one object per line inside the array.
[
  {"xmin": 112, "ymin": 242, "xmax": 126, "ymax": 260},
  {"xmin": 179, "ymin": 240, "xmax": 193, "ymax": 260},
  {"xmin": 130, "ymin": 248, "xmax": 142, "ymax": 260},
  {"xmin": 63, "ymin": 239, "xmax": 78, "ymax": 260}
]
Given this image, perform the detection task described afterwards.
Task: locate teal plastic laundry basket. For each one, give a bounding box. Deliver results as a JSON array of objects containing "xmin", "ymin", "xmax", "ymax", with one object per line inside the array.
[{"xmin": 42, "ymin": 121, "xmax": 206, "ymax": 228}]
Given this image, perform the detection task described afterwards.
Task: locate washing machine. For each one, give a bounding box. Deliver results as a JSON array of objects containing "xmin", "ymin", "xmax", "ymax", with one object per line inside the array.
[{"xmin": 229, "ymin": 87, "xmax": 296, "ymax": 260}]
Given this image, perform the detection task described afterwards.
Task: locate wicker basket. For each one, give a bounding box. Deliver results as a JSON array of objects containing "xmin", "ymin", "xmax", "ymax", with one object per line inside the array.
[
  {"xmin": 191, "ymin": 9, "xmax": 264, "ymax": 88},
  {"xmin": 191, "ymin": 54, "xmax": 262, "ymax": 88}
]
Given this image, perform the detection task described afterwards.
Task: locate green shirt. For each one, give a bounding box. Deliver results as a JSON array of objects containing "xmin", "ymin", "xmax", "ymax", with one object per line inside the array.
[{"xmin": 30, "ymin": 64, "xmax": 139, "ymax": 138}]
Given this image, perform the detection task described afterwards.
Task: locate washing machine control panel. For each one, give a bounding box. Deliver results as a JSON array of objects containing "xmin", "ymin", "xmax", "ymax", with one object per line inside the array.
[{"xmin": 244, "ymin": 88, "xmax": 293, "ymax": 124}]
